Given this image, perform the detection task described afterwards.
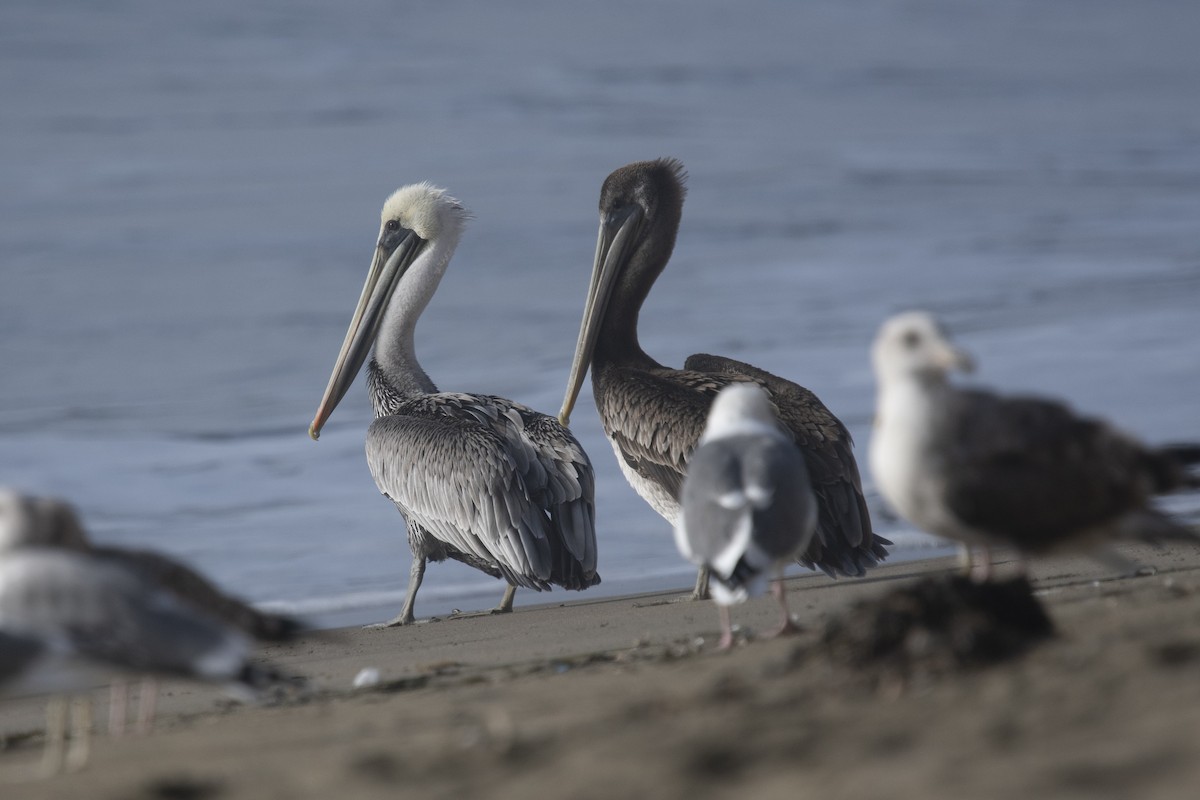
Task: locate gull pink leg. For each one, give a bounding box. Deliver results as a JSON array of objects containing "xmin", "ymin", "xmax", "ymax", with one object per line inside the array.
[{"xmin": 770, "ymin": 579, "xmax": 802, "ymax": 637}]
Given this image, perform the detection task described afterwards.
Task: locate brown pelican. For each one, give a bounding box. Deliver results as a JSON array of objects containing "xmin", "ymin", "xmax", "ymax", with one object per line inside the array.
[
  {"xmin": 869, "ymin": 311, "xmax": 1200, "ymax": 578},
  {"xmin": 309, "ymin": 183, "xmax": 599, "ymax": 626},
  {"xmin": 559, "ymin": 159, "xmax": 887, "ymax": 599},
  {"xmin": 676, "ymin": 384, "xmax": 817, "ymax": 649}
]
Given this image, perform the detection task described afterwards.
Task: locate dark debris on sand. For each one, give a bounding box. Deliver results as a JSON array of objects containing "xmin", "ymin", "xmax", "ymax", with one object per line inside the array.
[
  {"xmin": 138, "ymin": 776, "xmax": 226, "ymax": 800},
  {"xmin": 818, "ymin": 574, "xmax": 1055, "ymax": 682}
]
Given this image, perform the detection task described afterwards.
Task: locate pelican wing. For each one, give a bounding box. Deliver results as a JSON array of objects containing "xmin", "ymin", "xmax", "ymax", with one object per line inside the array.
[
  {"xmin": 595, "ymin": 364, "xmax": 729, "ymax": 503},
  {"xmin": 367, "ymin": 393, "xmax": 598, "ymax": 589},
  {"xmin": 684, "ymin": 353, "xmax": 888, "ymax": 577},
  {"xmin": 516, "ymin": 407, "xmax": 598, "ymax": 577}
]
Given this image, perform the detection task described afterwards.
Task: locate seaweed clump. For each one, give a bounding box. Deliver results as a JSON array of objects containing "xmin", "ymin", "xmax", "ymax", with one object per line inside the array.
[{"xmin": 822, "ymin": 574, "xmax": 1054, "ymax": 680}]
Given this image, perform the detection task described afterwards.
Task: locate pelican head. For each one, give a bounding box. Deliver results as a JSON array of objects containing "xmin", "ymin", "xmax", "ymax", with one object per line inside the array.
[
  {"xmin": 0, "ymin": 489, "xmax": 90, "ymax": 552},
  {"xmin": 309, "ymin": 183, "xmax": 468, "ymax": 440},
  {"xmin": 559, "ymin": 158, "xmax": 688, "ymax": 426},
  {"xmin": 871, "ymin": 311, "xmax": 975, "ymax": 387}
]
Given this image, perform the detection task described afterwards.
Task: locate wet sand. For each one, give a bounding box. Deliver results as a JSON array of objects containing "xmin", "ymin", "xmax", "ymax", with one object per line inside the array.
[{"xmin": 5, "ymin": 543, "xmax": 1200, "ymax": 799}]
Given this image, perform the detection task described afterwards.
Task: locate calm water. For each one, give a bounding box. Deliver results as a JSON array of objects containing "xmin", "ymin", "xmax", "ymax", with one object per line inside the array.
[{"xmin": 2, "ymin": 0, "xmax": 1198, "ymax": 625}]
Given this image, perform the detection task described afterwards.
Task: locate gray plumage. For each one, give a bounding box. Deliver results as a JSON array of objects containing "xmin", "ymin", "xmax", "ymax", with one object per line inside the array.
[
  {"xmin": 91, "ymin": 548, "xmax": 304, "ymax": 641},
  {"xmin": 0, "ymin": 490, "xmax": 294, "ymax": 772},
  {"xmin": 0, "ymin": 546, "xmax": 276, "ymax": 775},
  {"xmin": 0, "ymin": 548, "xmax": 257, "ymax": 691},
  {"xmin": 366, "ymin": 378, "xmax": 598, "ymax": 593},
  {"xmin": 559, "ymin": 159, "xmax": 887, "ymax": 600},
  {"xmin": 676, "ymin": 384, "xmax": 817, "ymax": 648},
  {"xmin": 0, "ymin": 490, "xmax": 302, "ymax": 642},
  {"xmin": 0, "ymin": 629, "xmax": 44, "ymax": 688},
  {"xmin": 310, "ymin": 183, "xmax": 599, "ymax": 626},
  {"xmin": 870, "ymin": 311, "xmax": 1200, "ymax": 570},
  {"xmin": 679, "ymin": 438, "xmax": 814, "ymax": 582}
]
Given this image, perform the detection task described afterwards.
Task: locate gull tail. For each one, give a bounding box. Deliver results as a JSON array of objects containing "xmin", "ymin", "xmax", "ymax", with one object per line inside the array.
[{"xmin": 1145, "ymin": 443, "xmax": 1200, "ymax": 493}]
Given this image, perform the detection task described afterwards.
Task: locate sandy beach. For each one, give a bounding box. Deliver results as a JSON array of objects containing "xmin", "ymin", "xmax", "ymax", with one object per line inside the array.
[{"xmin": 3, "ymin": 543, "xmax": 1199, "ymax": 799}]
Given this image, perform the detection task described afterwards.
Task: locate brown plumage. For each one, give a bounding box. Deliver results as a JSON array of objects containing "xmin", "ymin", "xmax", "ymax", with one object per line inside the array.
[{"xmin": 560, "ymin": 159, "xmax": 889, "ymax": 589}]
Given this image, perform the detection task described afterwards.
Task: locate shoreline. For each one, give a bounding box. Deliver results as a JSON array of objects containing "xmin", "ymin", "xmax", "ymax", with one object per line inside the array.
[
  {"xmin": 5, "ymin": 543, "xmax": 1200, "ymax": 799},
  {"xmin": 280, "ymin": 539, "xmax": 957, "ymax": 631}
]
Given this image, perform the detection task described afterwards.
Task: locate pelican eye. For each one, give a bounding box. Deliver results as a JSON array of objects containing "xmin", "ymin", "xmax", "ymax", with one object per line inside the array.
[
  {"xmin": 384, "ymin": 219, "xmax": 400, "ymax": 232},
  {"xmin": 902, "ymin": 330, "xmax": 921, "ymax": 349}
]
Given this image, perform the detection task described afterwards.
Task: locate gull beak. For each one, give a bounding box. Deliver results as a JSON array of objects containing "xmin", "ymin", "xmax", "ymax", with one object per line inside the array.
[{"xmin": 942, "ymin": 345, "xmax": 975, "ymax": 374}]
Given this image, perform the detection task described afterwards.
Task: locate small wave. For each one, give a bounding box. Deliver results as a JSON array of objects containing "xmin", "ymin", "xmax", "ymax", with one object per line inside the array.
[
  {"xmin": 254, "ymin": 540, "xmax": 949, "ymax": 619},
  {"xmin": 254, "ymin": 579, "xmax": 502, "ymax": 617}
]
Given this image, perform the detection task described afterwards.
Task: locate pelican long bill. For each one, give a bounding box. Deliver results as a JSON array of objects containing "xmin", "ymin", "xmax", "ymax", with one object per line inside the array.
[
  {"xmin": 558, "ymin": 206, "xmax": 642, "ymax": 427},
  {"xmin": 309, "ymin": 230, "xmax": 424, "ymax": 440}
]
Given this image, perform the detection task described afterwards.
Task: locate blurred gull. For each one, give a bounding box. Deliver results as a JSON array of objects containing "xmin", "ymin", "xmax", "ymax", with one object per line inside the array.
[
  {"xmin": 0, "ymin": 489, "xmax": 304, "ymax": 734},
  {"xmin": 308, "ymin": 183, "xmax": 599, "ymax": 625},
  {"xmin": 869, "ymin": 311, "xmax": 1200, "ymax": 578},
  {"xmin": 675, "ymin": 384, "xmax": 817, "ymax": 649},
  {"xmin": 0, "ymin": 491, "xmax": 303, "ymax": 641},
  {"xmin": 0, "ymin": 545, "xmax": 280, "ymax": 776}
]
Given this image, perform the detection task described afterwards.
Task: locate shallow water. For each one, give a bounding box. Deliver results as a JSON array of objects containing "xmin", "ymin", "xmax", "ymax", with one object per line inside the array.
[{"xmin": 2, "ymin": 0, "xmax": 1198, "ymax": 625}]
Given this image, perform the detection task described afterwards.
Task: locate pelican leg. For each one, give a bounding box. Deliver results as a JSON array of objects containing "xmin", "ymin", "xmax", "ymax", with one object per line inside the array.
[
  {"xmin": 769, "ymin": 579, "xmax": 802, "ymax": 638},
  {"xmin": 372, "ymin": 556, "xmax": 426, "ymax": 627},
  {"xmin": 64, "ymin": 696, "xmax": 92, "ymax": 773},
  {"xmin": 690, "ymin": 567, "xmax": 711, "ymax": 601},
  {"xmin": 492, "ymin": 584, "xmax": 517, "ymax": 615},
  {"xmin": 716, "ymin": 605, "xmax": 734, "ymax": 651}
]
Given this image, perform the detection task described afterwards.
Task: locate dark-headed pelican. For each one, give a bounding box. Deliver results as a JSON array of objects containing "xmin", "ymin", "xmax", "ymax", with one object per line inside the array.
[
  {"xmin": 310, "ymin": 183, "xmax": 599, "ymax": 626},
  {"xmin": 559, "ymin": 159, "xmax": 887, "ymax": 599},
  {"xmin": 869, "ymin": 311, "xmax": 1200, "ymax": 578}
]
